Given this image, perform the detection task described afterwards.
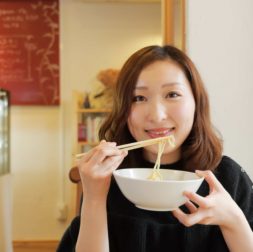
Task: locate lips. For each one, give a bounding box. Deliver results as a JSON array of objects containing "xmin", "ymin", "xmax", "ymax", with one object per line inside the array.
[{"xmin": 145, "ymin": 128, "xmax": 175, "ymax": 138}]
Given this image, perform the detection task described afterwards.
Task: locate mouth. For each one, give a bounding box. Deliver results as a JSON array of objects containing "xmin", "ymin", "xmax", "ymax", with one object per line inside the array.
[{"xmin": 145, "ymin": 127, "xmax": 175, "ymax": 138}]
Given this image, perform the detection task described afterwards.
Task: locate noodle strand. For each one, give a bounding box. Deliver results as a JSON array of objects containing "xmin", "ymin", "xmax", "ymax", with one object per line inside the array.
[{"xmin": 147, "ymin": 136, "xmax": 175, "ymax": 181}]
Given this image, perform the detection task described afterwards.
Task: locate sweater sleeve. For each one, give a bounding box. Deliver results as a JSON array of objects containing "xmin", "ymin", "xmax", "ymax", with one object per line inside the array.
[
  {"xmin": 234, "ymin": 167, "xmax": 253, "ymax": 229},
  {"xmin": 56, "ymin": 216, "xmax": 80, "ymax": 252},
  {"xmin": 217, "ymin": 156, "xmax": 253, "ymax": 230}
]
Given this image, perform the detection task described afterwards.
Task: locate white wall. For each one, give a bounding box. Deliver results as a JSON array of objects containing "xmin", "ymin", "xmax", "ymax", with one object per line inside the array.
[
  {"xmin": 186, "ymin": 0, "xmax": 253, "ymax": 179},
  {"xmin": 11, "ymin": 107, "xmax": 67, "ymax": 239},
  {"xmin": 0, "ymin": 175, "xmax": 12, "ymax": 252}
]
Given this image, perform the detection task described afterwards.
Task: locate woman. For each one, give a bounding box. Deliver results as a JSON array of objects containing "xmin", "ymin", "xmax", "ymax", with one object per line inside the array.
[{"xmin": 57, "ymin": 45, "xmax": 253, "ymax": 252}]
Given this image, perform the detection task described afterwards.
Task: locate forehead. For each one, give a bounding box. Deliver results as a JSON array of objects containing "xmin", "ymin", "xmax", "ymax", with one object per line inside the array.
[{"xmin": 136, "ymin": 60, "xmax": 188, "ymax": 88}]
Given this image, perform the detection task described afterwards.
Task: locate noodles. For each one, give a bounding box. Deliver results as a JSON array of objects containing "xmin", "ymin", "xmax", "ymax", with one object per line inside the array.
[{"xmin": 147, "ymin": 135, "xmax": 175, "ymax": 181}]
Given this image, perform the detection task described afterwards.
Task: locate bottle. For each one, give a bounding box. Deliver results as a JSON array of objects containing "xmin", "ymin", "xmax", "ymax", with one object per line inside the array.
[{"xmin": 83, "ymin": 93, "xmax": 91, "ymax": 108}]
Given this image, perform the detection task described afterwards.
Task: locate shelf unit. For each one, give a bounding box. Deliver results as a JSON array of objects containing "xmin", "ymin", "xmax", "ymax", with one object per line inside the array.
[
  {"xmin": 77, "ymin": 108, "xmax": 111, "ymax": 149},
  {"xmin": 72, "ymin": 91, "xmax": 111, "ymax": 163}
]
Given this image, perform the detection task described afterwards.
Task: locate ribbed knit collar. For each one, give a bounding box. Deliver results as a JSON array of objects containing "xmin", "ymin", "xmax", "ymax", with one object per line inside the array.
[{"xmin": 141, "ymin": 158, "xmax": 184, "ymax": 170}]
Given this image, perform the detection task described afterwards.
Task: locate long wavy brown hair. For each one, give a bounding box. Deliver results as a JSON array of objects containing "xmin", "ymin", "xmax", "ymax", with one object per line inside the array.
[{"xmin": 99, "ymin": 45, "xmax": 223, "ymax": 171}]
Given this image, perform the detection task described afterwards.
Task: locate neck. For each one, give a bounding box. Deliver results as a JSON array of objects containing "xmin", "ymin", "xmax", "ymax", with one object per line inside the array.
[{"xmin": 143, "ymin": 148, "xmax": 181, "ymax": 165}]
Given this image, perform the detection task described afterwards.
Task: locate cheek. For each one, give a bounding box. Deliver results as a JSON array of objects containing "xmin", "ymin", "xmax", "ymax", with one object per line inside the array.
[
  {"xmin": 173, "ymin": 101, "xmax": 195, "ymax": 126},
  {"xmin": 127, "ymin": 107, "xmax": 142, "ymax": 134}
]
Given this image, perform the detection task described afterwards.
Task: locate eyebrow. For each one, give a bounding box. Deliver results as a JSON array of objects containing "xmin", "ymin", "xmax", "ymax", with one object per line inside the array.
[{"xmin": 135, "ymin": 82, "xmax": 183, "ymax": 90}]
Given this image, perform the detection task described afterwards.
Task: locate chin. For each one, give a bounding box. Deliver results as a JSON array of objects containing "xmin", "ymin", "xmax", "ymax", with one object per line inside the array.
[{"xmin": 144, "ymin": 145, "xmax": 180, "ymax": 162}]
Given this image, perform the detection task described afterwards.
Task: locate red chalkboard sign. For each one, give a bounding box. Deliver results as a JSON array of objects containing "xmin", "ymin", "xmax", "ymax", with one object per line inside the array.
[{"xmin": 0, "ymin": 0, "xmax": 59, "ymax": 105}]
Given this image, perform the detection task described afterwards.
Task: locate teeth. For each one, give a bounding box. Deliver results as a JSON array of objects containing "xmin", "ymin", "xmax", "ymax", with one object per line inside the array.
[
  {"xmin": 156, "ymin": 131, "xmax": 166, "ymax": 135},
  {"xmin": 148, "ymin": 130, "xmax": 170, "ymax": 135},
  {"xmin": 145, "ymin": 128, "xmax": 174, "ymax": 136}
]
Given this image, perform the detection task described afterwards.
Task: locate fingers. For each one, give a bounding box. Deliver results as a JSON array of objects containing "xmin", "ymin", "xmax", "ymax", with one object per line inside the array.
[
  {"xmin": 173, "ymin": 190, "xmax": 212, "ymax": 226},
  {"xmin": 172, "ymin": 208, "xmax": 200, "ymax": 227},
  {"xmin": 173, "ymin": 170, "xmax": 228, "ymax": 227},
  {"xmin": 77, "ymin": 140, "xmax": 128, "ymax": 181},
  {"xmin": 183, "ymin": 191, "xmax": 213, "ymax": 208},
  {"xmin": 185, "ymin": 200, "xmax": 198, "ymax": 213},
  {"xmin": 89, "ymin": 146, "xmax": 117, "ymax": 165},
  {"xmin": 99, "ymin": 154, "xmax": 126, "ymax": 176},
  {"xmin": 82, "ymin": 151, "xmax": 127, "ymax": 182},
  {"xmin": 77, "ymin": 140, "xmax": 110, "ymax": 163},
  {"xmin": 81, "ymin": 140, "xmax": 124, "ymax": 166},
  {"xmin": 196, "ymin": 170, "xmax": 224, "ymax": 192},
  {"xmin": 172, "ymin": 208, "xmax": 210, "ymax": 227}
]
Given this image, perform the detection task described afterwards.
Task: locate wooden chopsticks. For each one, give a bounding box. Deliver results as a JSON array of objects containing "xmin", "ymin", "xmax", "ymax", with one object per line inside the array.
[
  {"xmin": 75, "ymin": 135, "xmax": 175, "ymax": 160},
  {"xmin": 117, "ymin": 135, "xmax": 175, "ymax": 151}
]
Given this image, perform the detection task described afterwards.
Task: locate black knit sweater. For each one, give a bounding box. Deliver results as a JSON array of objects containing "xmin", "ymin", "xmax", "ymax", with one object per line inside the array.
[{"xmin": 57, "ymin": 156, "xmax": 253, "ymax": 252}]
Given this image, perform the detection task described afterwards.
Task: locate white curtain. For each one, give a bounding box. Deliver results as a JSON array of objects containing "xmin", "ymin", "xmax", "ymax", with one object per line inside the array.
[{"xmin": 0, "ymin": 174, "xmax": 13, "ymax": 252}]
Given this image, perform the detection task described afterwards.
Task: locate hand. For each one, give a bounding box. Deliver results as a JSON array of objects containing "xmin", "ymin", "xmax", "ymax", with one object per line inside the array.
[
  {"xmin": 172, "ymin": 170, "xmax": 243, "ymax": 229},
  {"xmin": 77, "ymin": 140, "xmax": 128, "ymax": 202}
]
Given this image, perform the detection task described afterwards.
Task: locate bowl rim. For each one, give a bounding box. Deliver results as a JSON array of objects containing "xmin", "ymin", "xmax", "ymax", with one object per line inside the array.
[{"xmin": 113, "ymin": 168, "xmax": 204, "ymax": 183}]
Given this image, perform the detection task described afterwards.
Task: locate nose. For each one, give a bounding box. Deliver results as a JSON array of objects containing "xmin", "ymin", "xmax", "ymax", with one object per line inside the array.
[{"xmin": 147, "ymin": 100, "xmax": 167, "ymax": 123}]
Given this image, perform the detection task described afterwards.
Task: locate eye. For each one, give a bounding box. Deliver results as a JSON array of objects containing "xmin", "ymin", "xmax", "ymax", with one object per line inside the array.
[
  {"xmin": 166, "ymin": 92, "xmax": 180, "ymax": 98},
  {"xmin": 132, "ymin": 95, "xmax": 147, "ymax": 102}
]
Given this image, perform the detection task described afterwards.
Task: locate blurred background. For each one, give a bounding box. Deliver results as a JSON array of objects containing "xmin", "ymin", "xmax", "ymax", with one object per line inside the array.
[{"xmin": 0, "ymin": 0, "xmax": 252, "ymax": 251}]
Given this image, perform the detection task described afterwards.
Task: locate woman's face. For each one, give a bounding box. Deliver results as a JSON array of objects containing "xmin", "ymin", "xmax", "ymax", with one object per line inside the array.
[{"xmin": 127, "ymin": 60, "xmax": 195, "ymax": 164}]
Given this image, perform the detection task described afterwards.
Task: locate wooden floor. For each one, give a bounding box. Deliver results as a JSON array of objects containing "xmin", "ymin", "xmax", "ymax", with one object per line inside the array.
[{"xmin": 13, "ymin": 240, "xmax": 59, "ymax": 252}]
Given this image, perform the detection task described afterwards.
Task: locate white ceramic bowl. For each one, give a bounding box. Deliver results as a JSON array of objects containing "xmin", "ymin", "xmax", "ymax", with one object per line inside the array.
[{"xmin": 113, "ymin": 168, "xmax": 204, "ymax": 211}]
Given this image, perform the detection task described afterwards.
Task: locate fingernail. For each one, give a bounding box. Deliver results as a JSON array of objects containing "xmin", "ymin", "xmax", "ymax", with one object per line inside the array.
[
  {"xmin": 183, "ymin": 191, "xmax": 190, "ymax": 196},
  {"xmin": 195, "ymin": 170, "xmax": 203, "ymax": 174},
  {"xmin": 121, "ymin": 150, "xmax": 128, "ymax": 156}
]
